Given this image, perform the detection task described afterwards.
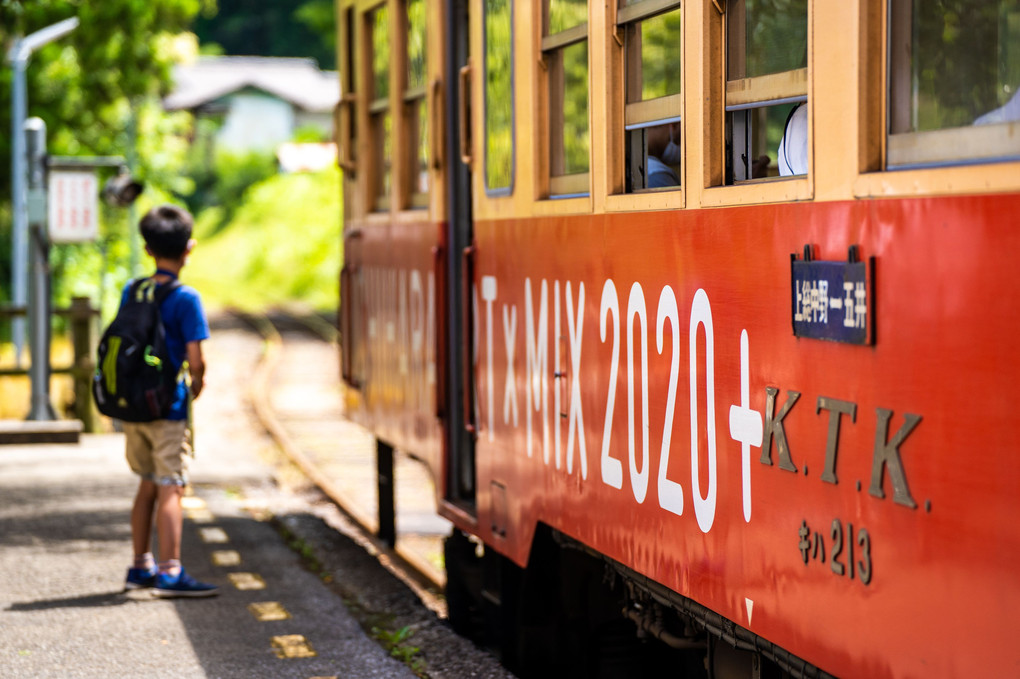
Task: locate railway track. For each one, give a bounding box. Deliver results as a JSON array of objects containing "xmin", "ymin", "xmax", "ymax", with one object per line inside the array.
[{"xmin": 236, "ymin": 309, "xmax": 449, "ymax": 615}]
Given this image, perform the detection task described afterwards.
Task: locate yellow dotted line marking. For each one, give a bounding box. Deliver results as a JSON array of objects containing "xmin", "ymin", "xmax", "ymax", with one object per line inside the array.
[
  {"xmin": 185, "ymin": 508, "xmax": 215, "ymax": 523},
  {"xmin": 228, "ymin": 572, "xmax": 266, "ymax": 590},
  {"xmin": 211, "ymin": 550, "xmax": 241, "ymax": 567},
  {"xmin": 247, "ymin": 601, "xmax": 291, "ymax": 621},
  {"xmin": 271, "ymin": 634, "xmax": 316, "ymax": 659},
  {"xmin": 180, "ymin": 496, "xmax": 206, "ymax": 510},
  {"xmin": 199, "ymin": 527, "xmax": 229, "ymax": 544},
  {"xmin": 190, "ymin": 492, "xmax": 323, "ymax": 666}
]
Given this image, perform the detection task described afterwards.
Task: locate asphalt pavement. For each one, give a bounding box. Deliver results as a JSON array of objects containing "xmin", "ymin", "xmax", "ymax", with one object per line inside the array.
[{"xmin": 0, "ymin": 318, "xmax": 419, "ymax": 678}]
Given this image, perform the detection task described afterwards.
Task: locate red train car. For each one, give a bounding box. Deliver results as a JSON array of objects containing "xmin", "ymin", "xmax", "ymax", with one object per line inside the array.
[{"xmin": 337, "ymin": 0, "xmax": 1020, "ymax": 676}]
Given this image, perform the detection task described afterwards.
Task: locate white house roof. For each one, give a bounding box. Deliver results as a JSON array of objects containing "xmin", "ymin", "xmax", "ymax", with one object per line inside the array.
[{"xmin": 164, "ymin": 56, "xmax": 340, "ymax": 113}]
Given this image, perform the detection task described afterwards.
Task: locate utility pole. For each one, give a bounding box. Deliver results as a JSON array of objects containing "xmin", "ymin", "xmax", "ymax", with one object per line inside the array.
[
  {"xmin": 7, "ymin": 16, "xmax": 79, "ymax": 366},
  {"xmin": 26, "ymin": 117, "xmax": 55, "ymax": 421}
]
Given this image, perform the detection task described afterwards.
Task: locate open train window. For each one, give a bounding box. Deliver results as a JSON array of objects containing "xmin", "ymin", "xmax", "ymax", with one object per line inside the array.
[
  {"xmin": 404, "ymin": 0, "xmax": 429, "ymax": 208},
  {"xmin": 368, "ymin": 5, "xmax": 391, "ymax": 212},
  {"xmin": 618, "ymin": 0, "xmax": 682, "ymax": 193},
  {"xmin": 485, "ymin": 0, "xmax": 514, "ymax": 195},
  {"xmin": 543, "ymin": 0, "xmax": 590, "ymax": 198},
  {"xmin": 887, "ymin": 0, "xmax": 1020, "ymax": 169},
  {"xmin": 724, "ymin": 0, "xmax": 808, "ymax": 183}
]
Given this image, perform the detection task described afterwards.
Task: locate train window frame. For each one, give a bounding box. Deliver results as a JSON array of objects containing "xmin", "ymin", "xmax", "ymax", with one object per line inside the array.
[
  {"xmin": 700, "ymin": 0, "xmax": 811, "ymax": 207},
  {"xmin": 484, "ymin": 0, "xmax": 515, "ymax": 197},
  {"xmin": 402, "ymin": 0, "xmax": 430, "ymax": 210},
  {"xmin": 853, "ymin": 0, "xmax": 1020, "ymax": 198},
  {"xmin": 365, "ymin": 2, "xmax": 393, "ymax": 214},
  {"xmin": 337, "ymin": 1, "xmax": 360, "ymax": 219},
  {"xmin": 540, "ymin": 0, "xmax": 592, "ymax": 201},
  {"xmin": 884, "ymin": 0, "xmax": 1020, "ymax": 171},
  {"xmin": 603, "ymin": 0, "xmax": 685, "ymax": 213}
]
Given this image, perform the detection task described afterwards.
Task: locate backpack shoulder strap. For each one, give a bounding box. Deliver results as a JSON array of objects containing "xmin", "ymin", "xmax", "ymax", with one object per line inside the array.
[
  {"xmin": 153, "ymin": 278, "xmax": 182, "ymax": 305},
  {"xmin": 127, "ymin": 277, "xmax": 149, "ymax": 299}
]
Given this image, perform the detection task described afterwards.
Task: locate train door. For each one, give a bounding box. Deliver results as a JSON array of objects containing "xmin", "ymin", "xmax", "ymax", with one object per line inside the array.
[
  {"xmin": 338, "ymin": 2, "xmax": 365, "ymax": 395},
  {"xmin": 444, "ymin": 0, "xmax": 477, "ymax": 513}
]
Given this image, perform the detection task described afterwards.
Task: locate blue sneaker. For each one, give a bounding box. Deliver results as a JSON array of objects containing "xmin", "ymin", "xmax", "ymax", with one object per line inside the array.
[
  {"xmin": 124, "ymin": 567, "xmax": 157, "ymax": 591},
  {"xmin": 153, "ymin": 568, "xmax": 219, "ymax": 598}
]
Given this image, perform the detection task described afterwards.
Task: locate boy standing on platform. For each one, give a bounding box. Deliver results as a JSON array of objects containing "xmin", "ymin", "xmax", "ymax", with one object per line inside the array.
[{"xmin": 121, "ymin": 205, "xmax": 217, "ymax": 598}]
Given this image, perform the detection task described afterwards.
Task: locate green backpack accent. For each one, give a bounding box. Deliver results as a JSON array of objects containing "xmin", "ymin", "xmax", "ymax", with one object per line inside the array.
[{"xmin": 93, "ymin": 278, "xmax": 181, "ymax": 421}]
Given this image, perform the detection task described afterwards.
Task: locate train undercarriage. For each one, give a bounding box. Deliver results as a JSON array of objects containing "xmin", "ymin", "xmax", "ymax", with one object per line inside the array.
[{"xmin": 445, "ymin": 526, "xmax": 830, "ymax": 679}]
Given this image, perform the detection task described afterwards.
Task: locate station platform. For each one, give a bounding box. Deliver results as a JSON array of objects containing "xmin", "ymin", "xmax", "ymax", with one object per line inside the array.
[
  {"xmin": 0, "ymin": 435, "xmax": 421, "ymax": 678},
  {"xmin": 0, "ymin": 317, "xmax": 511, "ymax": 679}
]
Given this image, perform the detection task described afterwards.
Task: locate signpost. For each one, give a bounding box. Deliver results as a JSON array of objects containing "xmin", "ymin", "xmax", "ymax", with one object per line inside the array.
[
  {"xmin": 7, "ymin": 16, "xmax": 80, "ymax": 366},
  {"xmin": 8, "ymin": 17, "xmax": 143, "ymax": 422},
  {"xmin": 48, "ymin": 170, "xmax": 100, "ymax": 243}
]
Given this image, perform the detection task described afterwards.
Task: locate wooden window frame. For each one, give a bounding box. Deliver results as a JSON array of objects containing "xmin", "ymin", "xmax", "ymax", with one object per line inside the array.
[
  {"xmin": 883, "ymin": 0, "xmax": 1020, "ymax": 172},
  {"xmin": 853, "ymin": 0, "xmax": 1020, "ymax": 198},
  {"xmin": 700, "ymin": 0, "xmax": 811, "ymax": 207},
  {"xmin": 540, "ymin": 1, "xmax": 592, "ymax": 202},
  {"xmin": 604, "ymin": 0, "xmax": 684, "ymax": 213},
  {"xmin": 402, "ymin": 0, "xmax": 430, "ymax": 210},
  {"xmin": 483, "ymin": 0, "xmax": 516, "ymax": 197},
  {"xmin": 364, "ymin": 2, "xmax": 393, "ymax": 213},
  {"xmin": 337, "ymin": 1, "xmax": 362, "ymax": 219}
]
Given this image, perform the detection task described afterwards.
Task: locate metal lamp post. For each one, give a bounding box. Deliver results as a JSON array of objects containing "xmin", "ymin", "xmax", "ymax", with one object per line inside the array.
[{"xmin": 7, "ymin": 16, "xmax": 80, "ymax": 366}]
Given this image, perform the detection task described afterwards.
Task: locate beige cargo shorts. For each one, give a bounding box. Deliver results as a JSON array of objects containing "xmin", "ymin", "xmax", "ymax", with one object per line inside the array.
[{"xmin": 123, "ymin": 420, "xmax": 192, "ymax": 486}]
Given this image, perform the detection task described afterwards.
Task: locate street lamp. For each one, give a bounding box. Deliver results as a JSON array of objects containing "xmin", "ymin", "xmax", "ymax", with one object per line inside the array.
[{"xmin": 7, "ymin": 16, "xmax": 80, "ymax": 366}]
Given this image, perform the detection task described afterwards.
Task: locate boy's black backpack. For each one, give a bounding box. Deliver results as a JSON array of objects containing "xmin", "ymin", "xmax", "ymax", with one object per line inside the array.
[{"xmin": 93, "ymin": 277, "xmax": 181, "ymax": 422}]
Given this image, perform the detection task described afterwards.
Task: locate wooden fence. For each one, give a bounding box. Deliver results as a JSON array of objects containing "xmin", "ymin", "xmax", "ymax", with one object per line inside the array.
[{"xmin": 0, "ymin": 297, "xmax": 99, "ymax": 432}]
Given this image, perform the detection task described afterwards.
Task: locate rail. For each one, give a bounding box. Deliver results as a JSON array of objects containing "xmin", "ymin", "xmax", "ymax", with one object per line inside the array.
[
  {"xmin": 0, "ymin": 298, "xmax": 100, "ymax": 431},
  {"xmin": 238, "ymin": 310, "xmax": 447, "ymax": 605}
]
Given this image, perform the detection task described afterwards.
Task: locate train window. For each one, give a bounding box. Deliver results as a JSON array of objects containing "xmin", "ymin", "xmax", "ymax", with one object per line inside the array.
[
  {"xmin": 485, "ymin": 0, "xmax": 514, "ymax": 194},
  {"xmin": 369, "ymin": 5, "xmax": 391, "ymax": 211},
  {"xmin": 887, "ymin": 0, "xmax": 1020, "ymax": 169},
  {"xmin": 405, "ymin": 0, "xmax": 429, "ymax": 208},
  {"xmin": 724, "ymin": 0, "xmax": 808, "ymax": 183},
  {"xmin": 618, "ymin": 1, "xmax": 682, "ymax": 193},
  {"xmin": 338, "ymin": 6, "xmax": 357, "ymax": 182},
  {"xmin": 543, "ymin": 0, "xmax": 590, "ymax": 197}
]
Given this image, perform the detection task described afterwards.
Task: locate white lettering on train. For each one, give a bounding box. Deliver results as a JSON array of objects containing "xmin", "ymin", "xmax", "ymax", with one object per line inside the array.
[
  {"xmin": 503, "ymin": 304, "xmax": 518, "ymax": 427},
  {"xmin": 626, "ymin": 283, "xmax": 651, "ymax": 504},
  {"xmin": 554, "ymin": 281, "xmax": 562, "ymax": 469},
  {"xmin": 656, "ymin": 286, "xmax": 684, "ymax": 517},
  {"xmin": 525, "ymin": 278, "xmax": 549, "ymax": 463},
  {"xmin": 565, "ymin": 281, "xmax": 587, "ymax": 478},
  {"xmin": 729, "ymin": 329, "xmax": 764, "ymax": 523},
  {"xmin": 689, "ymin": 289, "xmax": 718, "ymax": 534},
  {"xmin": 599, "ymin": 280, "xmax": 624, "ymax": 490},
  {"xmin": 482, "ymin": 276, "xmax": 497, "ymax": 441},
  {"xmin": 359, "ymin": 265, "xmax": 436, "ymax": 414},
  {"xmin": 358, "ymin": 266, "xmax": 770, "ymax": 534}
]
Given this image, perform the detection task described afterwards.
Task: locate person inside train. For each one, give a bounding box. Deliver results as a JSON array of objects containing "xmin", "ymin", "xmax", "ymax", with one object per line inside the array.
[
  {"xmin": 974, "ymin": 88, "xmax": 1020, "ymax": 125},
  {"xmin": 646, "ymin": 121, "xmax": 682, "ymax": 188},
  {"xmin": 778, "ymin": 102, "xmax": 808, "ymax": 176}
]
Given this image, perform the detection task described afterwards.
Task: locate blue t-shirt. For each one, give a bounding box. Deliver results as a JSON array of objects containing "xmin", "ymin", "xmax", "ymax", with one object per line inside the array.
[{"xmin": 120, "ymin": 276, "xmax": 209, "ymax": 420}]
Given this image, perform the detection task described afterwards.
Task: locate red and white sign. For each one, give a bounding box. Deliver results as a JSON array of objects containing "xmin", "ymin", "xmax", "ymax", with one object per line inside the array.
[{"xmin": 48, "ymin": 170, "xmax": 99, "ymax": 242}]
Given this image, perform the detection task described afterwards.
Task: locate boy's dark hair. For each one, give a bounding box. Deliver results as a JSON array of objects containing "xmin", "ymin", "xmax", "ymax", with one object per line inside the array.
[{"xmin": 140, "ymin": 204, "xmax": 193, "ymax": 259}]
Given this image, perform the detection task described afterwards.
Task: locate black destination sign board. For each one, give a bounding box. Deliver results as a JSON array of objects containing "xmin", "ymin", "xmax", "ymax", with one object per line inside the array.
[{"xmin": 791, "ymin": 247, "xmax": 873, "ymax": 345}]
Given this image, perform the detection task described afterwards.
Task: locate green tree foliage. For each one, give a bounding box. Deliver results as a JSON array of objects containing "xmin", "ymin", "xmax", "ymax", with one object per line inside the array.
[
  {"xmin": 186, "ymin": 167, "xmax": 341, "ymax": 313},
  {"xmin": 192, "ymin": 0, "xmax": 336, "ymax": 70},
  {"xmin": 485, "ymin": 0, "xmax": 512, "ymax": 190},
  {"xmin": 911, "ymin": 0, "xmax": 1020, "ymax": 131},
  {"xmin": 0, "ymin": 0, "xmax": 213, "ymax": 303},
  {"xmin": 636, "ymin": 9, "xmax": 681, "ymax": 102},
  {"xmin": 182, "ymin": 116, "xmax": 277, "ymax": 230},
  {"xmin": 546, "ymin": 0, "xmax": 589, "ymax": 176},
  {"xmin": 743, "ymin": 0, "xmax": 808, "ymax": 78},
  {"xmin": 0, "ymin": 0, "xmax": 213, "ymax": 201}
]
